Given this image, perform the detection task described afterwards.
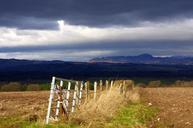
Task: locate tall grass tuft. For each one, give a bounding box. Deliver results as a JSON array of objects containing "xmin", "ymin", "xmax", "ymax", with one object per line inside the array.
[{"xmin": 70, "ymin": 87, "xmax": 140, "ymax": 127}]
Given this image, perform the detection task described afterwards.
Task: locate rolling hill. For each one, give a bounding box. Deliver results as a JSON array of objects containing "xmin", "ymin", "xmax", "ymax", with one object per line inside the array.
[{"xmin": 90, "ymin": 54, "xmax": 193, "ymax": 65}]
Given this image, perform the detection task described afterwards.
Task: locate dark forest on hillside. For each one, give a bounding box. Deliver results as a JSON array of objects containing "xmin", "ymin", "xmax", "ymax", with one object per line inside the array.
[{"xmin": 0, "ymin": 59, "xmax": 193, "ymax": 83}]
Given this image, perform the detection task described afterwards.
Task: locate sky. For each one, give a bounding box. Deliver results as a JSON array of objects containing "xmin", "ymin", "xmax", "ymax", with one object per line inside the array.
[{"xmin": 0, "ymin": 0, "xmax": 193, "ymax": 61}]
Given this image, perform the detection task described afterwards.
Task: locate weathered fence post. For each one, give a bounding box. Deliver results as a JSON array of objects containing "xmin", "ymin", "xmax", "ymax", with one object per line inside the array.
[
  {"xmin": 119, "ymin": 82, "xmax": 123, "ymax": 94},
  {"xmin": 94, "ymin": 81, "xmax": 97, "ymax": 100},
  {"xmin": 79, "ymin": 81, "xmax": 84, "ymax": 105},
  {"xmin": 106, "ymin": 80, "xmax": 109, "ymax": 91},
  {"xmin": 85, "ymin": 82, "xmax": 87, "ymax": 101},
  {"xmin": 55, "ymin": 80, "xmax": 63, "ymax": 118},
  {"xmin": 110, "ymin": 80, "xmax": 114, "ymax": 90},
  {"xmin": 100, "ymin": 80, "xmax": 103, "ymax": 92},
  {"xmin": 71, "ymin": 82, "xmax": 78, "ymax": 112},
  {"xmin": 75, "ymin": 82, "xmax": 80, "ymax": 105},
  {"xmin": 65, "ymin": 81, "xmax": 71, "ymax": 109},
  {"xmin": 46, "ymin": 76, "xmax": 56, "ymax": 124},
  {"xmin": 85, "ymin": 81, "xmax": 90, "ymax": 101}
]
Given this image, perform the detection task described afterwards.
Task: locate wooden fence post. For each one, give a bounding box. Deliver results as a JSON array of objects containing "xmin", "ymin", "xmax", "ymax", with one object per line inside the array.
[
  {"xmin": 100, "ymin": 80, "xmax": 103, "ymax": 92},
  {"xmin": 123, "ymin": 80, "xmax": 128, "ymax": 97},
  {"xmin": 71, "ymin": 83, "xmax": 78, "ymax": 112},
  {"xmin": 110, "ymin": 80, "xmax": 114, "ymax": 90},
  {"xmin": 85, "ymin": 82, "xmax": 87, "ymax": 101},
  {"xmin": 85, "ymin": 81, "xmax": 90, "ymax": 101},
  {"xmin": 106, "ymin": 80, "xmax": 109, "ymax": 91},
  {"xmin": 55, "ymin": 80, "xmax": 63, "ymax": 118},
  {"xmin": 65, "ymin": 81, "xmax": 71, "ymax": 109},
  {"xmin": 75, "ymin": 82, "xmax": 80, "ymax": 105},
  {"xmin": 79, "ymin": 81, "xmax": 84, "ymax": 105},
  {"xmin": 94, "ymin": 81, "xmax": 97, "ymax": 100},
  {"xmin": 119, "ymin": 82, "xmax": 123, "ymax": 94},
  {"xmin": 46, "ymin": 76, "xmax": 56, "ymax": 124}
]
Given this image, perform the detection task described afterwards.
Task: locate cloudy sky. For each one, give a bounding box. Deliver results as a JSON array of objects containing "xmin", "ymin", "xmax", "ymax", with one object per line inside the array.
[{"xmin": 0, "ymin": 0, "xmax": 193, "ymax": 61}]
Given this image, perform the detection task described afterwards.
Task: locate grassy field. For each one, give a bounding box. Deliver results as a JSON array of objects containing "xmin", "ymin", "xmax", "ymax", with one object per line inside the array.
[{"xmin": 0, "ymin": 104, "xmax": 157, "ymax": 128}]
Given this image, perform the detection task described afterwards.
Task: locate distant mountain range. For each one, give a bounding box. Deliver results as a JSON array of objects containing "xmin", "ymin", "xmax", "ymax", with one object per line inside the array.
[
  {"xmin": 1, "ymin": 57, "xmax": 193, "ymax": 82},
  {"xmin": 90, "ymin": 54, "xmax": 193, "ymax": 65}
]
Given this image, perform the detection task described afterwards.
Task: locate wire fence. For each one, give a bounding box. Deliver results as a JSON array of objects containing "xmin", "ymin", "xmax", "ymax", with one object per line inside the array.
[{"xmin": 45, "ymin": 76, "xmax": 134, "ymax": 124}]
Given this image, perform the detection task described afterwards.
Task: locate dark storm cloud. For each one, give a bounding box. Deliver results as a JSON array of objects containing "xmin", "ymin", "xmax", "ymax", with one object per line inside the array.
[
  {"xmin": 0, "ymin": 0, "xmax": 193, "ymax": 29},
  {"xmin": 0, "ymin": 17, "xmax": 58, "ymax": 29},
  {"xmin": 0, "ymin": 40, "xmax": 193, "ymax": 56},
  {"xmin": 0, "ymin": 0, "xmax": 193, "ymax": 60}
]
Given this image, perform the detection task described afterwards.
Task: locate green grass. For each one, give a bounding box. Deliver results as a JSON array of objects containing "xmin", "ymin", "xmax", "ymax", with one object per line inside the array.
[
  {"xmin": 0, "ymin": 117, "xmax": 79, "ymax": 128},
  {"xmin": 22, "ymin": 122, "xmax": 79, "ymax": 128},
  {"xmin": 105, "ymin": 103, "xmax": 158, "ymax": 128},
  {"xmin": 38, "ymin": 83, "xmax": 51, "ymax": 90},
  {"xmin": 0, "ymin": 103, "xmax": 158, "ymax": 128}
]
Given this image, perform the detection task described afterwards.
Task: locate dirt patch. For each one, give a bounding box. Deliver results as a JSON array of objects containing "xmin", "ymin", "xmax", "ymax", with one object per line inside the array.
[
  {"xmin": 140, "ymin": 87, "xmax": 193, "ymax": 128},
  {"xmin": 0, "ymin": 91, "xmax": 49, "ymax": 120}
]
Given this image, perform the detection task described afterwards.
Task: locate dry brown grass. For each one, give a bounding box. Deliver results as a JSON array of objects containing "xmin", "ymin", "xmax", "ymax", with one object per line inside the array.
[
  {"xmin": 0, "ymin": 82, "xmax": 140, "ymax": 128},
  {"xmin": 70, "ymin": 87, "xmax": 140, "ymax": 127}
]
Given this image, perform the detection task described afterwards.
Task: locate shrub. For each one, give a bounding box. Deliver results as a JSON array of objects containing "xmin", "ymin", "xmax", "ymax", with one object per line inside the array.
[
  {"xmin": 39, "ymin": 83, "xmax": 51, "ymax": 90},
  {"xmin": 1, "ymin": 82, "xmax": 22, "ymax": 92},
  {"xmin": 136, "ymin": 83, "xmax": 146, "ymax": 88},
  {"xmin": 148, "ymin": 80, "xmax": 161, "ymax": 87},
  {"xmin": 26, "ymin": 84, "xmax": 41, "ymax": 91},
  {"xmin": 174, "ymin": 80, "xmax": 193, "ymax": 87}
]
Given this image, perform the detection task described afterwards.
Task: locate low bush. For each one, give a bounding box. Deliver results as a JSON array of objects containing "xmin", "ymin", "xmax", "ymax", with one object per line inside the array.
[
  {"xmin": 26, "ymin": 84, "xmax": 41, "ymax": 91},
  {"xmin": 0, "ymin": 82, "xmax": 22, "ymax": 92},
  {"xmin": 148, "ymin": 80, "xmax": 161, "ymax": 87},
  {"xmin": 173, "ymin": 80, "xmax": 193, "ymax": 87},
  {"xmin": 136, "ymin": 83, "xmax": 146, "ymax": 88}
]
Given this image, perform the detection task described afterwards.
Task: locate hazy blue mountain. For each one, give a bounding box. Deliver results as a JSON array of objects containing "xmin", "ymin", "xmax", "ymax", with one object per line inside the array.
[{"xmin": 90, "ymin": 54, "xmax": 193, "ymax": 65}]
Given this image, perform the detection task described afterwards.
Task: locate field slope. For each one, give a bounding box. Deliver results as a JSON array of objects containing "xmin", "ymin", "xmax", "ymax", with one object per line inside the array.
[{"xmin": 140, "ymin": 87, "xmax": 193, "ymax": 128}]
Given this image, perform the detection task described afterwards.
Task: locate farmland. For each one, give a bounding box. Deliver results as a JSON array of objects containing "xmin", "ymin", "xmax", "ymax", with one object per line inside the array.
[
  {"xmin": 0, "ymin": 91, "xmax": 48, "ymax": 128},
  {"xmin": 0, "ymin": 87, "xmax": 155, "ymax": 128},
  {"xmin": 141, "ymin": 87, "xmax": 193, "ymax": 128},
  {"xmin": 0, "ymin": 87, "xmax": 193, "ymax": 127}
]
